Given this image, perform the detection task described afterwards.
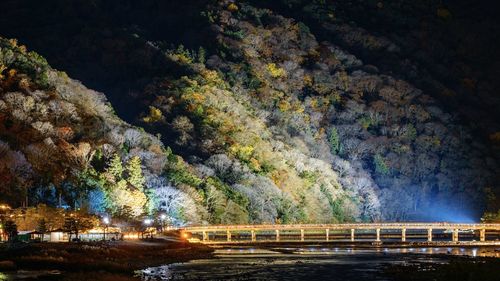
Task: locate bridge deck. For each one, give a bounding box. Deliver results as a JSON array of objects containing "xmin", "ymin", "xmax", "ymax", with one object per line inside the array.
[{"xmin": 182, "ymin": 223, "xmax": 500, "ymax": 232}]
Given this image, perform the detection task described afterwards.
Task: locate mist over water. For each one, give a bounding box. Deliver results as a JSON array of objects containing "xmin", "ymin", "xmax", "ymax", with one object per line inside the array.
[{"xmin": 411, "ymin": 204, "xmax": 478, "ymax": 223}]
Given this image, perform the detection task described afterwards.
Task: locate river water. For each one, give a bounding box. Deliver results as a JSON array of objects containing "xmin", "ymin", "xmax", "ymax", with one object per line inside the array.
[{"xmin": 138, "ymin": 246, "xmax": 500, "ymax": 281}]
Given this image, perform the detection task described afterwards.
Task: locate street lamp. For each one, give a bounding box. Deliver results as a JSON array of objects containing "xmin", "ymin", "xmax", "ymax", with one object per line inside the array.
[
  {"xmin": 160, "ymin": 214, "xmax": 167, "ymax": 233},
  {"xmin": 143, "ymin": 218, "xmax": 152, "ymax": 239},
  {"xmin": 103, "ymin": 217, "xmax": 110, "ymax": 241}
]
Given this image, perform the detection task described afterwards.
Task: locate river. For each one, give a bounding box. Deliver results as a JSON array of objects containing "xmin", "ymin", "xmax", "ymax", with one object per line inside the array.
[{"xmin": 138, "ymin": 246, "xmax": 500, "ymax": 281}]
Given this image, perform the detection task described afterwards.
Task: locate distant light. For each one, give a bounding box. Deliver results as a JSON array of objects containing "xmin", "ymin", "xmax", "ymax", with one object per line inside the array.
[
  {"xmin": 472, "ymin": 249, "xmax": 477, "ymax": 257},
  {"xmin": 103, "ymin": 217, "xmax": 110, "ymax": 225},
  {"xmin": 160, "ymin": 214, "xmax": 167, "ymax": 220},
  {"xmin": 144, "ymin": 218, "xmax": 152, "ymax": 225}
]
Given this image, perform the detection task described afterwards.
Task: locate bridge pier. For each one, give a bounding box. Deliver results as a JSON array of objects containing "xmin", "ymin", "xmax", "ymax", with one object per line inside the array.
[
  {"xmin": 452, "ymin": 229, "xmax": 459, "ymax": 242},
  {"xmin": 325, "ymin": 228, "xmax": 329, "ymax": 241},
  {"xmin": 401, "ymin": 228, "xmax": 406, "ymax": 242},
  {"xmin": 480, "ymin": 229, "xmax": 486, "ymax": 242},
  {"xmin": 202, "ymin": 231, "xmax": 208, "ymax": 242},
  {"xmin": 300, "ymin": 229, "xmax": 304, "ymax": 242},
  {"xmin": 376, "ymin": 228, "xmax": 381, "ymax": 242},
  {"xmin": 427, "ymin": 228, "xmax": 432, "ymax": 242},
  {"xmin": 276, "ymin": 230, "xmax": 280, "ymax": 242},
  {"xmin": 226, "ymin": 230, "xmax": 231, "ymax": 242},
  {"xmin": 350, "ymin": 229, "xmax": 355, "ymax": 242},
  {"xmin": 251, "ymin": 230, "xmax": 256, "ymax": 242}
]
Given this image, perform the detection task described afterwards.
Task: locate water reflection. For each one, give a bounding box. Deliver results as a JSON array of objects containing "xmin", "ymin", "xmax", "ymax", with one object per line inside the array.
[{"xmin": 139, "ymin": 246, "xmax": 500, "ymax": 281}]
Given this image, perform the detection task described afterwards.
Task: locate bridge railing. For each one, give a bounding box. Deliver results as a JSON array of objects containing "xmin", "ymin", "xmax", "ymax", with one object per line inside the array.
[
  {"xmin": 181, "ymin": 223, "xmax": 500, "ymax": 232},
  {"xmin": 179, "ymin": 223, "xmax": 500, "ymax": 244}
]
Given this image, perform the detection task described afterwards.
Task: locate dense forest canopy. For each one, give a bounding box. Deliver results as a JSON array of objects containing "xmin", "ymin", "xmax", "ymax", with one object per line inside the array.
[{"xmin": 1, "ymin": 0, "xmax": 499, "ymax": 225}]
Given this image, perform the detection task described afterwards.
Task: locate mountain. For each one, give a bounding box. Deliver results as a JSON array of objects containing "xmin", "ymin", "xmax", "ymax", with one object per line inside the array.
[{"xmin": 1, "ymin": 0, "xmax": 499, "ymax": 224}]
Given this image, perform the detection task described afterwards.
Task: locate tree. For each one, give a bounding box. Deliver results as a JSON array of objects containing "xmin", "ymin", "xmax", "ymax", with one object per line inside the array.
[
  {"xmin": 63, "ymin": 217, "xmax": 77, "ymax": 241},
  {"xmin": 4, "ymin": 220, "xmax": 18, "ymax": 242},
  {"xmin": 328, "ymin": 127, "xmax": 340, "ymax": 155},
  {"xmin": 63, "ymin": 213, "xmax": 98, "ymax": 242},
  {"xmin": 481, "ymin": 210, "xmax": 500, "ymax": 223},
  {"xmin": 143, "ymin": 106, "xmax": 163, "ymax": 123},
  {"xmin": 107, "ymin": 154, "xmax": 123, "ymax": 180},
  {"xmin": 126, "ymin": 156, "xmax": 145, "ymax": 188},
  {"xmin": 171, "ymin": 116, "xmax": 194, "ymax": 146},
  {"xmin": 106, "ymin": 180, "xmax": 148, "ymax": 218},
  {"xmin": 373, "ymin": 154, "xmax": 390, "ymax": 175},
  {"xmin": 37, "ymin": 219, "xmax": 47, "ymax": 241}
]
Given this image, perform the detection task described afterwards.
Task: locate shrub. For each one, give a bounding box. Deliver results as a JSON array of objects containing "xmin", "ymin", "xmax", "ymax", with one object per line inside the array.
[
  {"xmin": 142, "ymin": 106, "xmax": 163, "ymax": 123},
  {"xmin": 373, "ymin": 154, "xmax": 390, "ymax": 175},
  {"xmin": 224, "ymin": 29, "xmax": 246, "ymax": 40},
  {"xmin": 267, "ymin": 63, "xmax": 286, "ymax": 78},
  {"xmin": 228, "ymin": 3, "xmax": 239, "ymax": 12}
]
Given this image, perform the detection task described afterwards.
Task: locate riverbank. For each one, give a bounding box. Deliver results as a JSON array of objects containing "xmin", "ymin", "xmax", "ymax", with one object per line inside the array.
[{"xmin": 0, "ymin": 239, "xmax": 214, "ymax": 280}]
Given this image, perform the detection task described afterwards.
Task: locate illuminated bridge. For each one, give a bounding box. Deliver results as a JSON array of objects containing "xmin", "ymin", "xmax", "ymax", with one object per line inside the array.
[{"xmin": 180, "ymin": 223, "xmax": 500, "ymax": 245}]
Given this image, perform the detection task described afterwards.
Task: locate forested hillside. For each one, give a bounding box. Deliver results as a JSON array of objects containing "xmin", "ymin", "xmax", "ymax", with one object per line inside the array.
[{"xmin": 1, "ymin": 0, "xmax": 499, "ymax": 224}]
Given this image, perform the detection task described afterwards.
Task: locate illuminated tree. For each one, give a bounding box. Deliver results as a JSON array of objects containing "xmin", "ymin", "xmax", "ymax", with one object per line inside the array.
[
  {"xmin": 107, "ymin": 154, "xmax": 123, "ymax": 180},
  {"xmin": 142, "ymin": 106, "xmax": 163, "ymax": 123},
  {"xmin": 88, "ymin": 189, "xmax": 107, "ymax": 214},
  {"xmin": 126, "ymin": 156, "xmax": 145, "ymax": 188},
  {"xmin": 36, "ymin": 219, "xmax": 47, "ymax": 241},
  {"xmin": 328, "ymin": 127, "xmax": 340, "ymax": 155},
  {"xmin": 63, "ymin": 213, "xmax": 98, "ymax": 242},
  {"xmin": 106, "ymin": 179, "xmax": 147, "ymax": 218}
]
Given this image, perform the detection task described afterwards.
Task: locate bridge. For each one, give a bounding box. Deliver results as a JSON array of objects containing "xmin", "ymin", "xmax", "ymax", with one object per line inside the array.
[{"xmin": 180, "ymin": 223, "xmax": 500, "ymax": 244}]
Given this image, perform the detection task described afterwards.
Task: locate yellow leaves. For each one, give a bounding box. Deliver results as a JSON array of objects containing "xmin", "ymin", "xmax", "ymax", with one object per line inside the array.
[
  {"xmin": 8, "ymin": 38, "xmax": 18, "ymax": 47},
  {"xmin": 191, "ymin": 92, "xmax": 206, "ymax": 103},
  {"xmin": 18, "ymin": 77, "xmax": 30, "ymax": 90},
  {"xmin": 1, "ymin": 68, "xmax": 18, "ymax": 89},
  {"xmin": 315, "ymin": 127, "xmax": 326, "ymax": 140},
  {"xmin": 294, "ymin": 103, "xmax": 305, "ymax": 114},
  {"xmin": 8, "ymin": 69, "xmax": 16, "ymax": 78},
  {"xmin": 201, "ymin": 69, "xmax": 224, "ymax": 87},
  {"xmin": 277, "ymin": 99, "xmax": 291, "ymax": 112},
  {"xmin": 437, "ymin": 8, "xmax": 452, "ymax": 20},
  {"xmin": 142, "ymin": 106, "xmax": 163, "ymax": 123},
  {"xmin": 0, "ymin": 64, "xmax": 6, "ymax": 79},
  {"xmin": 18, "ymin": 45, "xmax": 27, "ymax": 54},
  {"xmin": 310, "ymin": 98, "xmax": 318, "ymax": 109},
  {"xmin": 303, "ymin": 74, "xmax": 313, "ymax": 86},
  {"xmin": 229, "ymin": 143, "xmax": 254, "ymax": 161},
  {"xmin": 227, "ymin": 2, "xmax": 239, "ymax": 12},
  {"xmin": 267, "ymin": 63, "xmax": 286, "ymax": 78},
  {"xmin": 249, "ymin": 157, "xmax": 261, "ymax": 172}
]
